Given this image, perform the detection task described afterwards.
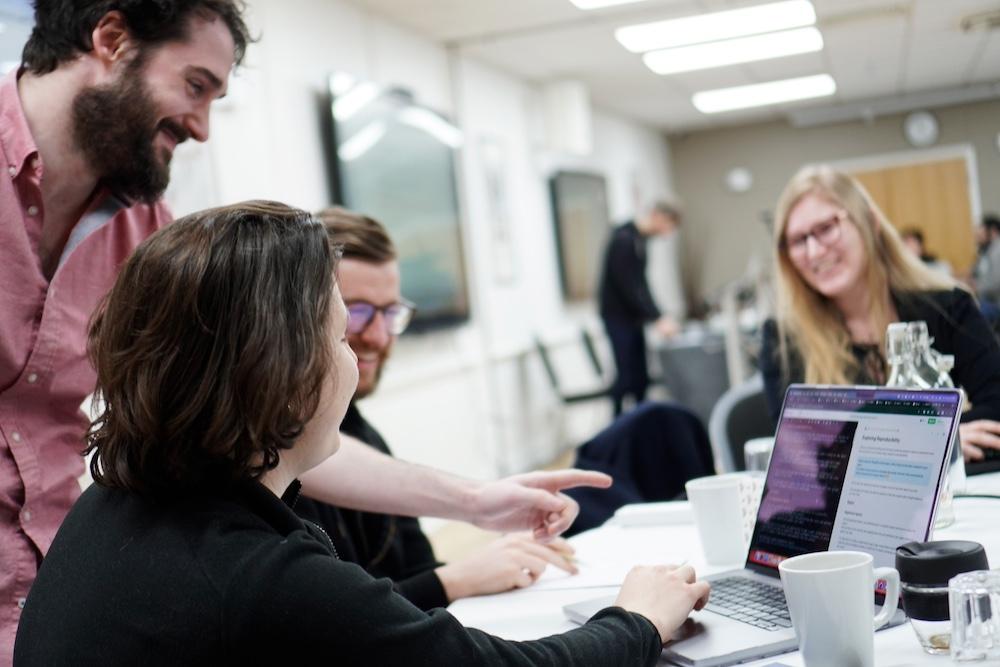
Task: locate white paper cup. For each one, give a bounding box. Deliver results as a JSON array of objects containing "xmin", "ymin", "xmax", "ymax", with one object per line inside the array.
[{"xmin": 685, "ymin": 473, "xmax": 761, "ymax": 565}]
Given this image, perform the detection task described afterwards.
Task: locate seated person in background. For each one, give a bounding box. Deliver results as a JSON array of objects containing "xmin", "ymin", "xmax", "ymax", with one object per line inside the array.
[
  {"xmin": 14, "ymin": 201, "xmax": 711, "ymax": 666},
  {"xmin": 760, "ymin": 165, "xmax": 1000, "ymax": 464},
  {"xmin": 900, "ymin": 228, "xmax": 952, "ymax": 276},
  {"xmin": 973, "ymin": 214, "xmax": 1000, "ymax": 308},
  {"xmin": 295, "ymin": 208, "xmax": 578, "ymax": 609}
]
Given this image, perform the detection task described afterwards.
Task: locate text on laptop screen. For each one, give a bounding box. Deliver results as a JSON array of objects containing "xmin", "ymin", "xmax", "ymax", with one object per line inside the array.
[{"xmin": 746, "ymin": 386, "xmax": 960, "ymax": 576}]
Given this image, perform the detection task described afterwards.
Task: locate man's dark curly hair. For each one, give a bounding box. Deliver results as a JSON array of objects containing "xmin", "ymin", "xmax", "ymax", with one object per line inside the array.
[{"xmin": 22, "ymin": 0, "xmax": 251, "ymax": 74}]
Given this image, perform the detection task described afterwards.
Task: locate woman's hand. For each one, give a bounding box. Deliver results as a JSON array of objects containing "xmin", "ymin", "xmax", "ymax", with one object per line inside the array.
[
  {"xmin": 613, "ymin": 564, "xmax": 710, "ymax": 644},
  {"xmin": 959, "ymin": 420, "xmax": 1000, "ymax": 461},
  {"xmin": 435, "ymin": 534, "xmax": 577, "ymax": 602}
]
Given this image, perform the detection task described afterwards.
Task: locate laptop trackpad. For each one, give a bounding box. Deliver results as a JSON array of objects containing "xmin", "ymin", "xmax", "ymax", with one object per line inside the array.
[{"xmin": 667, "ymin": 618, "xmax": 706, "ymax": 644}]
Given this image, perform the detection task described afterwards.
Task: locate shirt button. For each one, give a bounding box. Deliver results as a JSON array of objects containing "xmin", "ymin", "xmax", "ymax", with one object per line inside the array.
[
  {"xmin": 10, "ymin": 431, "xmax": 21, "ymax": 443},
  {"xmin": 26, "ymin": 373, "xmax": 38, "ymax": 384},
  {"xmin": 26, "ymin": 205, "xmax": 38, "ymax": 216},
  {"xmin": 7, "ymin": 165, "xmax": 15, "ymax": 176},
  {"xmin": 21, "ymin": 509, "xmax": 31, "ymax": 522},
  {"xmin": 16, "ymin": 598, "xmax": 26, "ymax": 610}
]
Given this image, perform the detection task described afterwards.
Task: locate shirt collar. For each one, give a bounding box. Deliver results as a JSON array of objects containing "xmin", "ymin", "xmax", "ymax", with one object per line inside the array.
[{"xmin": 0, "ymin": 68, "xmax": 40, "ymax": 180}]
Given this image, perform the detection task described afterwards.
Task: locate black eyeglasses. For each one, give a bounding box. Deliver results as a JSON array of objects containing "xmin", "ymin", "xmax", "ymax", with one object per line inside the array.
[
  {"xmin": 346, "ymin": 300, "xmax": 415, "ymax": 336},
  {"xmin": 783, "ymin": 211, "xmax": 846, "ymax": 258}
]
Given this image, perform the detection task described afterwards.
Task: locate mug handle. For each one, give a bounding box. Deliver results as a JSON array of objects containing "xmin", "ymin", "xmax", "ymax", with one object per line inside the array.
[{"xmin": 872, "ymin": 567, "xmax": 900, "ymax": 630}]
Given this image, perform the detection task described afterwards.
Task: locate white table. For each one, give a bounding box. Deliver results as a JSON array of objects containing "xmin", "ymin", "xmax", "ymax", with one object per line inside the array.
[{"xmin": 450, "ymin": 473, "xmax": 1000, "ymax": 666}]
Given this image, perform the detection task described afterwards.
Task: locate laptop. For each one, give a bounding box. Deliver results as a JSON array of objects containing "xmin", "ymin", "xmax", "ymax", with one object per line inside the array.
[{"xmin": 564, "ymin": 384, "xmax": 963, "ymax": 667}]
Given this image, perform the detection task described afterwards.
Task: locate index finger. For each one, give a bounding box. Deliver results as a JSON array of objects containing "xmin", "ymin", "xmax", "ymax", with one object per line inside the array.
[
  {"xmin": 525, "ymin": 469, "xmax": 613, "ymax": 493},
  {"xmin": 969, "ymin": 420, "xmax": 1000, "ymax": 435}
]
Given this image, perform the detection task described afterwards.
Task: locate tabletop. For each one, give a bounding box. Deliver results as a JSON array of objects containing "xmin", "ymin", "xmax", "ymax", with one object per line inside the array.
[{"xmin": 449, "ymin": 472, "xmax": 1000, "ymax": 666}]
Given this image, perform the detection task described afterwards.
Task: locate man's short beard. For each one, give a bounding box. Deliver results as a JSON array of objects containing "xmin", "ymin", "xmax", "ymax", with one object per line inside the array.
[{"xmin": 71, "ymin": 55, "xmax": 171, "ymax": 204}]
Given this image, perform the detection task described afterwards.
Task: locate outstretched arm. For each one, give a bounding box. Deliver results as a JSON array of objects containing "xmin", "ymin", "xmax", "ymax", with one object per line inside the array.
[{"xmin": 300, "ymin": 434, "xmax": 612, "ymax": 537}]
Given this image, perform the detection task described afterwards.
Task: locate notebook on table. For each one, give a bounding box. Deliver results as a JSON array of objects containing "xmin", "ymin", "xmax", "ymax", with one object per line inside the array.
[{"xmin": 564, "ymin": 385, "xmax": 963, "ymax": 667}]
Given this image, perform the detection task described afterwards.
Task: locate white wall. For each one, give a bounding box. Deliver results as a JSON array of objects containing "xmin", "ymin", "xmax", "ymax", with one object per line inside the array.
[{"xmin": 166, "ymin": 0, "xmax": 679, "ymax": 480}]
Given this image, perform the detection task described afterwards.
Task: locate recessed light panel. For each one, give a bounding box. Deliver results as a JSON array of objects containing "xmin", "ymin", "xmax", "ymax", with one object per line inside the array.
[
  {"xmin": 692, "ymin": 73, "xmax": 835, "ymax": 113},
  {"xmin": 616, "ymin": 0, "xmax": 816, "ymax": 53},
  {"xmin": 644, "ymin": 27, "xmax": 823, "ymax": 75},
  {"xmin": 568, "ymin": 0, "xmax": 648, "ymax": 8}
]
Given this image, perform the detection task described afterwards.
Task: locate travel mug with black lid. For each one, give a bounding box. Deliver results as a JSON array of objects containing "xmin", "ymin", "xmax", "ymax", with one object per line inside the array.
[{"xmin": 895, "ymin": 540, "xmax": 990, "ymax": 654}]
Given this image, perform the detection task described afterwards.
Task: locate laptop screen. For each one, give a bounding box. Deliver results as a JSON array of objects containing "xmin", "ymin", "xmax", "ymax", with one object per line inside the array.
[{"xmin": 745, "ymin": 385, "xmax": 961, "ymax": 578}]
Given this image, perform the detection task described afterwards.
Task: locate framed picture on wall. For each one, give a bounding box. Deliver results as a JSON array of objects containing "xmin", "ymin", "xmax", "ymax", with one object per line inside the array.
[
  {"xmin": 549, "ymin": 171, "xmax": 611, "ymax": 301},
  {"xmin": 326, "ymin": 73, "xmax": 470, "ymax": 332}
]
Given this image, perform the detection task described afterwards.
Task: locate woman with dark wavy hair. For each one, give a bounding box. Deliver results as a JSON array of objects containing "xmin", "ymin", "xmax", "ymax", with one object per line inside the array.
[{"xmin": 14, "ymin": 201, "xmax": 708, "ymax": 666}]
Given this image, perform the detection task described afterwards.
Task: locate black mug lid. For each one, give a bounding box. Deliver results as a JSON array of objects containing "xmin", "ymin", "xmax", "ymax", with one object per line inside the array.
[{"xmin": 895, "ymin": 540, "xmax": 989, "ymax": 585}]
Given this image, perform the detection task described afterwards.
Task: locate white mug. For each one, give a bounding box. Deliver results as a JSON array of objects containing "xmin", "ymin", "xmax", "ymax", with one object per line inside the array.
[
  {"xmin": 685, "ymin": 473, "xmax": 761, "ymax": 565},
  {"xmin": 778, "ymin": 551, "xmax": 900, "ymax": 667}
]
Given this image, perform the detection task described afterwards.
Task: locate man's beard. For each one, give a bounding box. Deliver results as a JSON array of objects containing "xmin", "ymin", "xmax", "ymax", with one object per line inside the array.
[
  {"xmin": 71, "ymin": 59, "xmax": 186, "ymax": 204},
  {"xmin": 352, "ymin": 345, "xmax": 391, "ymax": 400}
]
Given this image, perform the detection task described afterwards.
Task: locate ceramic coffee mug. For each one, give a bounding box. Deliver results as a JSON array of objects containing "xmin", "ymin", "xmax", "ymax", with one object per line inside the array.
[{"xmin": 779, "ymin": 551, "xmax": 900, "ymax": 667}]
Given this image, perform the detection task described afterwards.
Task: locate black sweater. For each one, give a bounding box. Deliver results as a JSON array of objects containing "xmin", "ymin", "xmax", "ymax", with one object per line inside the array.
[
  {"xmin": 294, "ymin": 404, "xmax": 448, "ymax": 610},
  {"xmin": 598, "ymin": 222, "xmax": 660, "ymax": 324},
  {"xmin": 14, "ymin": 479, "xmax": 661, "ymax": 666},
  {"xmin": 760, "ymin": 289, "xmax": 1000, "ymax": 424}
]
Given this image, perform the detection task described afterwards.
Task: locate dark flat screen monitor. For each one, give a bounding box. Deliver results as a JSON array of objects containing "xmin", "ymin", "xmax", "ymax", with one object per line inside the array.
[{"xmin": 329, "ymin": 79, "xmax": 469, "ymax": 332}]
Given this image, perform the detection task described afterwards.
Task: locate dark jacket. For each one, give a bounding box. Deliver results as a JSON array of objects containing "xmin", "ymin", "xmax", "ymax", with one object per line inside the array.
[
  {"xmin": 14, "ymin": 479, "xmax": 661, "ymax": 666},
  {"xmin": 760, "ymin": 288, "xmax": 1000, "ymax": 424},
  {"xmin": 598, "ymin": 222, "xmax": 660, "ymax": 324},
  {"xmin": 294, "ymin": 404, "xmax": 447, "ymax": 610}
]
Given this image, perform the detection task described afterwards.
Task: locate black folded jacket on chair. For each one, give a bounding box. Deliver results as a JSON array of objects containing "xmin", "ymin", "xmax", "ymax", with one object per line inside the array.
[{"xmin": 564, "ymin": 401, "xmax": 715, "ymax": 536}]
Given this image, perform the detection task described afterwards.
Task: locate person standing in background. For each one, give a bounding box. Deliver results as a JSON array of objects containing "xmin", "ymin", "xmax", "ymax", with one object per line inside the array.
[{"xmin": 598, "ymin": 201, "xmax": 682, "ymax": 416}]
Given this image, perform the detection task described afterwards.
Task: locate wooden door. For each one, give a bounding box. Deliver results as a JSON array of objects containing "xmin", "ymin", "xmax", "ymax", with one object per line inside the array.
[{"xmin": 851, "ymin": 158, "xmax": 976, "ymax": 275}]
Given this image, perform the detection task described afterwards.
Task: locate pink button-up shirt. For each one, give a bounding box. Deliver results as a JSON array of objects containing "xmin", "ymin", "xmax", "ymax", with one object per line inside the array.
[{"xmin": 0, "ymin": 70, "xmax": 170, "ymax": 658}]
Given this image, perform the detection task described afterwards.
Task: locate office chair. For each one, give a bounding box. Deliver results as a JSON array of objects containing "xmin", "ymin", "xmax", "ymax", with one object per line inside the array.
[
  {"xmin": 534, "ymin": 332, "xmax": 612, "ymax": 404},
  {"xmin": 707, "ymin": 373, "xmax": 774, "ymax": 473}
]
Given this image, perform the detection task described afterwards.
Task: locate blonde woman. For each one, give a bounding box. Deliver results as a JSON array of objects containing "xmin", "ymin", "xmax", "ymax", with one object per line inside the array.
[{"xmin": 761, "ymin": 165, "xmax": 1000, "ymax": 463}]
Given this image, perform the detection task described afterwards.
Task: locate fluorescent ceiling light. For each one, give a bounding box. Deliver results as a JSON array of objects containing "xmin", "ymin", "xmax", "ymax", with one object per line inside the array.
[
  {"xmin": 616, "ymin": 0, "xmax": 816, "ymax": 53},
  {"xmin": 692, "ymin": 73, "xmax": 835, "ymax": 113},
  {"xmin": 568, "ymin": 0, "xmax": 647, "ymax": 9},
  {"xmin": 644, "ymin": 27, "xmax": 823, "ymax": 75}
]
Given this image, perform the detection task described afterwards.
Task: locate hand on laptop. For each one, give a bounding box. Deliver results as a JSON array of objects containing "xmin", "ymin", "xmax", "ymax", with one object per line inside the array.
[
  {"xmin": 613, "ymin": 563, "xmax": 711, "ymax": 644},
  {"xmin": 959, "ymin": 419, "xmax": 1000, "ymax": 461},
  {"xmin": 435, "ymin": 534, "xmax": 577, "ymax": 601}
]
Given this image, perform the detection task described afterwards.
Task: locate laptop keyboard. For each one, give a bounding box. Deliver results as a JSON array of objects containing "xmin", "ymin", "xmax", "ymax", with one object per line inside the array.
[{"xmin": 703, "ymin": 576, "xmax": 792, "ymax": 631}]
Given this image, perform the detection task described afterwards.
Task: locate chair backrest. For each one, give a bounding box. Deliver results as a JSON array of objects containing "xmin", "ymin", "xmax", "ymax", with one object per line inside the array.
[
  {"xmin": 707, "ymin": 373, "xmax": 774, "ymax": 472},
  {"xmin": 534, "ymin": 333, "xmax": 612, "ymax": 404}
]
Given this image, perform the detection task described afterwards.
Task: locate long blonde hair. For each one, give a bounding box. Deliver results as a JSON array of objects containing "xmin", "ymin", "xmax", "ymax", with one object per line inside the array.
[{"xmin": 773, "ymin": 165, "xmax": 958, "ymax": 385}]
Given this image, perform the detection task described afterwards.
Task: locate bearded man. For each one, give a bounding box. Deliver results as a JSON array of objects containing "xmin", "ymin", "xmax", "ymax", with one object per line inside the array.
[{"xmin": 0, "ymin": 1, "xmax": 250, "ymax": 654}]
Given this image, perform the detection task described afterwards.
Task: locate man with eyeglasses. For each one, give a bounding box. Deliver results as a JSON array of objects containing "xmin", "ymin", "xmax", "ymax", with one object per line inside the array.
[{"xmin": 294, "ymin": 208, "xmax": 583, "ymax": 609}]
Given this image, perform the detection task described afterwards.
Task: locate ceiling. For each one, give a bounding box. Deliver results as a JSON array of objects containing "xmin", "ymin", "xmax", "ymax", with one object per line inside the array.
[{"xmin": 351, "ymin": 0, "xmax": 1000, "ymax": 133}]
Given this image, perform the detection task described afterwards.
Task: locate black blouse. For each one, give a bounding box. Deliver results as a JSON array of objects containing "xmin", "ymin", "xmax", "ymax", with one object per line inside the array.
[
  {"xmin": 294, "ymin": 404, "xmax": 447, "ymax": 610},
  {"xmin": 760, "ymin": 289, "xmax": 1000, "ymax": 425}
]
